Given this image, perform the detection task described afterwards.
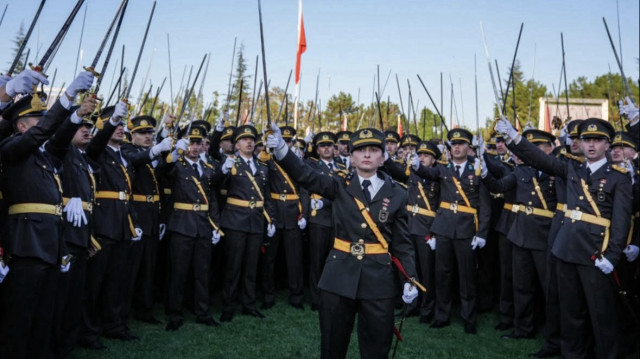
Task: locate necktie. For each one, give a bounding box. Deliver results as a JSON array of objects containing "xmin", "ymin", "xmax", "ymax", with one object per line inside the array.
[
  {"xmin": 362, "ymin": 179, "xmax": 372, "ymax": 203},
  {"xmin": 247, "ymin": 160, "xmax": 255, "ymax": 175},
  {"xmin": 328, "ymin": 162, "xmax": 333, "ymax": 170},
  {"xmin": 114, "ymin": 150, "xmax": 123, "ymax": 165},
  {"xmin": 586, "ymin": 166, "xmax": 591, "ymax": 184},
  {"xmin": 455, "ymin": 165, "xmax": 461, "ymax": 179},
  {"xmin": 192, "ymin": 163, "xmax": 200, "ymax": 177}
]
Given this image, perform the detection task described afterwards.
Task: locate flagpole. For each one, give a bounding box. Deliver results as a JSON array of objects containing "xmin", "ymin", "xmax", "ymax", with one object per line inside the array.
[{"xmin": 294, "ymin": 0, "xmax": 306, "ymax": 130}]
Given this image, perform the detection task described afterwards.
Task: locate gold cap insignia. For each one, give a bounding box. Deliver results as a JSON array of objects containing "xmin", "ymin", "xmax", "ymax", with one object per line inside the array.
[
  {"xmin": 359, "ymin": 130, "xmax": 373, "ymax": 139},
  {"xmin": 322, "ymin": 134, "xmax": 329, "ymax": 140},
  {"xmin": 193, "ymin": 128, "xmax": 201, "ymax": 136},
  {"xmin": 453, "ymin": 131, "xmax": 460, "ymax": 138},
  {"xmin": 588, "ymin": 124, "xmax": 597, "ymax": 131},
  {"xmin": 614, "ymin": 134, "xmax": 622, "ymax": 142},
  {"xmin": 283, "ymin": 129, "xmax": 291, "ymax": 135},
  {"xmin": 527, "ymin": 133, "xmax": 534, "ymax": 140},
  {"xmin": 141, "ymin": 120, "xmax": 148, "ymax": 126},
  {"xmin": 244, "ymin": 128, "xmax": 251, "ymax": 133}
]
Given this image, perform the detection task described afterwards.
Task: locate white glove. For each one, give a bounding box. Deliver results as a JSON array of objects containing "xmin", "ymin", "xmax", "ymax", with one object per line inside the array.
[
  {"xmin": 221, "ymin": 155, "xmax": 235, "ymax": 174},
  {"xmin": 471, "ymin": 236, "xmax": 486, "ymax": 250},
  {"xmin": 304, "ymin": 131, "xmax": 314, "ymax": 143},
  {"xmin": 402, "ymin": 282, "xmax": 419, "ymax": 304},
  {"xmin": 5, "ymin": 69, "xmax": 49, "ymax": 97},
  {"xmin": 426, "ymin": 236, "xmax": 436, "ymax": 250},
  {"xmin": 298, "ymin": 217, "xmax": 307, "ymax": 230},
  {"xmin": 66, "ymin": 71, "xmax": 94, "ymax": 98},
  {"xmin": 215, "ymin": 113, "xmax": 226, "ymax": 131},
  {"xmin": 559, "ymin": 124, "xmax": 568, "ymax": 139},
  {"xmin": 212, "ymin": 229, "xmax": 221, "ymax": 245},
  {"xmin": 60, "ymin": 255, "xmax": 72, "ymax": 273},
  {"xmin": 495, "ymin": 116, "xmax": 518, "ymax": 140},
  {"xmin": 475, "ymin": 135, "xmax": 485, "ymax": 158},
  {"xmin": 310, "ymin": 198, "xmax": 323, "ymax": 210},
  {"xmin": 411, "ymin": 153, "xmax": 420, "ymax": 171},
  {"xmin": 623, "ymin": 245, "xmax": 639, "ymax": 262},
  {"xmin": 110, "ymin": 100, "xmax": 128, "ymax": 125},
  {"xmin": 621, "ymin": 97, "xmax": 639, "ymax": 123},
  {"xmin": 0, "ymin": 75, "xmax": 12, "ymax": 88},
  {"xmin": 175, "ymin": 138, "xmax": 189, "ymax": 153},
  {"xmin": 132, "ymin": 228, "xmax": 143, "ymax": 241},
  {"xmin": 267, "ymin": 123, "xmax": 288, "ymax": 159},
  {"xmin": 267, "ymin": 223, "xmax": 276, "ymax": 237},
  {"xmin": 0, "ymin": 260, "xmax": 9, "ymax": 283},
  {"xmin": 292, "ymin": 145, "xmax": 302, "ymax": 159},
  {"xmin": 594, "ymin": 256, "xmax": 614, "ymax": 274},
  {"xmin": 150, "ymin": 137, "xmax": 173, "ymax": 157},
  {"xmin": 159, "ymin": 223, "xmax": 166, "ymax": 240},
  {"xmin": 63, "ymin": 197, "xmax": 88, "ymax": 228},
  {"xmin": 479, "ymin": 157, "xmax": 488, "ymax": 178}
]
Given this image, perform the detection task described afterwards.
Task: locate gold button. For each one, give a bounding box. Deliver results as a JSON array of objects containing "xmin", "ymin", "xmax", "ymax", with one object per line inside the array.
[{"xmin": 361, "ymin": 223, "xmax": 367, "ymax": 229}]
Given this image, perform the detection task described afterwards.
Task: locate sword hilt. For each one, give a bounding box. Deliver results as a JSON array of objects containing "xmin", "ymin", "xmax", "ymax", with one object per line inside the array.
[
  {"xmin": 82, "ymin": 66, "xmax": 101, "ymax": 78},
  {"xmin": 28, "ymin": 63, "xmax": 47, "ymax": 78}
]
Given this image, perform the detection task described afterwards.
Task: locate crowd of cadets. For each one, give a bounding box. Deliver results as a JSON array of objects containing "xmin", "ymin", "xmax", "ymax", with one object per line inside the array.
[{"xmin": 0, "ymin": 68, "xmax": 638, "ymax": 359}]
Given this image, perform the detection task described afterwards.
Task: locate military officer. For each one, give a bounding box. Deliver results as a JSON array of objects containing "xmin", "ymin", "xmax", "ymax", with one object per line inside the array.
[
  {"xmin": 411, "ymin": 128, "xmax": 492, "ymax": 334},
  {"xmin": 0, "ymin": 70, "xmax": 94, "ymax": 358},
  {"xmin": 218, "ymin": 125, "xmax": 275, "ymax": 322},
  {"xmin": 384, "ymin": 130, "xmax": 400, "ymax": 158},
  {"xmin": 267, "ymin": 125, "xmax": 419, "ymax": 359},
  {"xmin": 335, "ymin": 130, "xmax": 352, "ymax": 170},
  {"xmin": 496, "ymin": 117, "xmax": 633, "ymax": 358}
]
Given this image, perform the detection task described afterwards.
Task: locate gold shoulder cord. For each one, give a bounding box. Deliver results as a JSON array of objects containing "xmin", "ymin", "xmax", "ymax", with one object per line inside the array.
[
  {"xmin": 452, "ymin": 177, "xmax": 478, "ymax": 232},
  {"xmin": 532, "ymin": 177, "xmax": 549, "ymax": 210},
  {"xmin": 580, "ymin": 178, "xmax": 609, "ymax": 253},
  {"xmin": 244, "ymin": 170, "xmax": 272, "ymax": 224},
  {"xmin": 416, "ymin": 181, "xmax": 433, "ymax": 211},
  {"xmin": 352, "ymin": 197, "xmax": 388, "ymax": 250},
  {"xmin": 273, "ymin": 161, "xmax": 303, "ymax": 214},
  {"xmin": 191, "ymin": 176, "xmax": 224, "ymax": 235}
]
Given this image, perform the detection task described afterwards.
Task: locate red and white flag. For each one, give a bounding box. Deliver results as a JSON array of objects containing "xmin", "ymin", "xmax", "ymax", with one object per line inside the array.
[
  {"xmin": 295, "ymin": 0, "xmax": 306, "ymax": 85},
  {"xmin": 397, "ymin": 114, "xmax": 403, "ymax": 137}
]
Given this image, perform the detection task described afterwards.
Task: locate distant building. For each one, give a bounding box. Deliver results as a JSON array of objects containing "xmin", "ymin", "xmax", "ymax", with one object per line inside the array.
[{"xmin": 538, "ymin": 97, "xmax": 609, "ymax": 136}]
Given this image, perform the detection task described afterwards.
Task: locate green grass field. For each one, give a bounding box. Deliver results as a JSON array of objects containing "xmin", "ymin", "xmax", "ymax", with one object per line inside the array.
[{"xmin": 75, "ymin": 291, "xmax": 544, "ymax": 359}]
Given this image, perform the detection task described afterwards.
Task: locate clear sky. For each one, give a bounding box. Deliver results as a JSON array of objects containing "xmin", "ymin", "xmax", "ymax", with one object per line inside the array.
[{"xmin": 1, "ymin": 0, "xmax": 638, "ymax": 128}]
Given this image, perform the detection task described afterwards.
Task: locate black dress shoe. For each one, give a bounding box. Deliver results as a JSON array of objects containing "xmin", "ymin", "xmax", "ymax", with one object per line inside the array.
[
  {"xmin": 260, "ymin": 301, "xmax": 275, "ymax": 310},
  {"xmin": 289, "ymin": 302, "xmax": 304, "ymax": 310},
  {"xmin": 220, "ymin": 312, "xmax": 234, "ymax": 322},
  {"xmin": 78, "ymin": 338, "xmax": 106, "ymax": 350},
  {"xmin": 242, "ymin": 308, "xmax": 265, "ymax": 319},
  {"xmin": 501, "ymin": 331, "xmax": 534, "ymax": 340},
  {"xmin": 494, "ymin": 322, "xmax": 513, "ymax": 331},
  {"xmin": 104, "ymin": 329, "xmax": 139, "ymax": 341},
  {"xmin": 464, "ymin": 322, "xmax": 477, "ymax": 334},
  {"xmin": 165, "ymin": 319, "xmax": 183, "ymax": 331},
  {"xmin": 196, "ymin": 317, "xmax": 221, "ymax": 327},
  {"xmin": 528, "ymin": 348, "xmax": 560, "ymax": 358},
  {"xmin": 429, "ymin": 320, "xmax": 450, "ymax": 329}
]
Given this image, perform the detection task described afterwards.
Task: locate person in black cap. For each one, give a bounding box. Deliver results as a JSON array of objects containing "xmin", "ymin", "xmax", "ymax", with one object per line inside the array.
[
  {"xmin": 217, "ymin": 125, "xmax": 276, "ymax": 322},
  {"xmin": 0, "ymin": 70, "xmax": 95, "ymax": 358},
  {"xmin": 162, "ymin": 125, "xmax": 222, "ymax": 331},
  {"xmin": 384, "ymin": 140, "xmax": 441, "ymax": 323},
  {"xmin": 79, "ymin": 100, "xmax": 142, "ymax": 347},
  {"xmin": 335, "ymin": 130, "xmax": 352, "ymax": 170},
  {"xmin": 411, "ymin": 128, "xmax": 492, "ymax": 334},
  {"xmin": 210, "ymin": 114, "xmax": 235, "ymax": 161},
  {"xmin": 480, "ymin": 129, "xmax": 558, "ymax": 342},
  {"xmin": 121, "ymin": 116, "xmax": 172, "ymax": 325},
  {"xmin": 260, "ymin": 125, "xmax": 307, "ymax": 310},
  {"xmin": 610, "ymin": 131, "xmax": 637, "ymax": 168},
  {"xmin": 496, "ymin": 116, "xmax": 633, "ymax": 358},
  {"xmin": 400, "ymin": 134, "xmax": 420, "ymax": 155},
  {"xmin": 384, "ymin": 130, "xmax": 400, "ymax": 158},
  {"xmin": 267, "ymin": 125, "xmax": 419, "ymax": 359},
  {"xmin": 304, "ymin": 131, "xmax": 348, "ymax": 311}
]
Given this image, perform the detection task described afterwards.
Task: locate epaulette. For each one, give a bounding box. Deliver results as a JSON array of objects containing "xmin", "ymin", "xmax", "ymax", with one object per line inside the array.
[
  {"xmin": 394, "ymin": 158, "xmax": 404, "ymax": 164},
  {"xmin": 257, "ymin": 160, "xmax": 268, "ymax": 166},
  {"xmin": 202, "ymin": 162, "xmax": 214, "ymax": 170},
  {"xmin": 307, "ymin": 156, "xmax": 319, "ymax": 162},
  {"xmin": 485, "ymin": 149, "xmax": 498, "ymax": 156},
  {"xmin": 611, "ymin": 164, "xmax": 629, "ymax": 174},
  {"xmin": 559, "ymin": 149, "xmax": 586, "ymax": 163},
  {"xmin": 335, "ymin": 162, "xmax": 347, "ymax": 170},
  {"xmin": 437, "ymin": 159, "xmax": 449, "ymax": 165},
  {"xmin": 393, "ymin": 180, "xmax": 407, "ymax": 189},
  {"xmin": 503, "ymin": 160, "xmax": 515, "ymax": 168}
]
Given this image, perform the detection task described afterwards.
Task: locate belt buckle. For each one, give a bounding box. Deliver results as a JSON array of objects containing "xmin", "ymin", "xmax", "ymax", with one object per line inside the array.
[
  {"xmin": 249, "ymin": 201, "xmax": 256, "ymax": 209},
  {"xmin": 525, "ymin": 206, "xmax": 533, "ymax": 215},
  {"xmin": 193, "ymin": 203, "xmax": 201, "ymax": 211},
  {"xmin": 118, "ymin": 192, "xmax": 127, "ymax": 200},
  {"xmin": 449, "ymin": 203, "xmax": 458, "ymax": 213},
  {"xmin": 411, "ymin": 204, "xmax": 419, "ymax": 215},
  {"xmin": 570, "ymin": 210, "xmax": 582, "ymax": 221},
  {"xmin": 279, "ymin": 194, "xmax": 287, "ymax": 202},
  {"xmin": 350, "ymin": 242, "xmax": 365, "ymax": 260},
  {"xmin": 511, "ymin": 204, "xmax": 520, "ymax": 213},
  {"xmin": 146, "ymin": 195, "xmax": 154, "ymax": 203},
  {"xmin": 55, "ymin": 205, "xmax": 63, "ymax": 216}
]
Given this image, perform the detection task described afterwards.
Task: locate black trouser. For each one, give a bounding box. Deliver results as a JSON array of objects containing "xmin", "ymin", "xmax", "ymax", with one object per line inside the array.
[
  {"xmin": 434, "ymin": 235, "xmax": 477, "ymax": 324},
  {"xmin": 477, "ymin": 229, "xmax": 499, "ymax": 312},
  {"xmin": 556, "ymin": 259, "xmax": 621, "ymax": 359},
  {"xmin": 308, "ymin": 224, "xmax": 334, "ymax": 308},
  {"xmin": 123, "ymin": 239, "xmax": 143, "ymax": 321},
  {"xmin": 497, "ymin": 233, "xmax": 514, "ymax": 325},
  {"xmin": 0, "ymin": 257, "xmax": 58, "ymax": 359},
  {"xmin": 541, "ymin": 252, "xmax": 561, "ymax": 352},
  {"xmin": 261, "ymin": 227, "xmax": 304, "ymax": 305},
  {"xmin": 512, "ymin": 245, "xmax": 546, "ymax": 336},
  {"xmin": 319, "ymin": 290, "xmax": 395, "ymax": 359},
  {"xmin": 412, "ymin": 234, "xmax": 435, "ymax": 318},
  {"xmin": 132, "ymin": 234, "xmax": 159, "ymax": 318},
  {"xmin": 166, "ymin": 232, "xmax": 212, "ymax": 321},
  {"xmin": 80, "ymin": 238, "xmax": 131, "ymax": 342},
  {"xmin": 53, "ymin": 244, "xmax": 89, "ymax": 358},
  {"xmin": 222, "ymin": 229, "xmax": 262, "ymax": 313}
]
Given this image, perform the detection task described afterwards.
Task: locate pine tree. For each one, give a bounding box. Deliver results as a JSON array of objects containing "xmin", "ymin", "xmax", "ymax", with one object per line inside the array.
[{"xmin": 7, "ymin": 23, "xmax": 26, "ymax": 73}]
